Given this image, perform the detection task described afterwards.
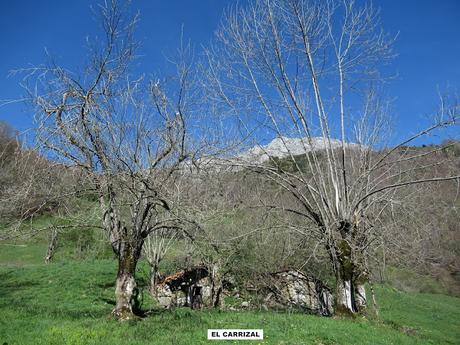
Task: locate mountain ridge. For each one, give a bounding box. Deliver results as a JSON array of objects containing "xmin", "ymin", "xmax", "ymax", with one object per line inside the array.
[{"xmin": 237, "ymin": 136, "xmax": 355, "ymax": 163}]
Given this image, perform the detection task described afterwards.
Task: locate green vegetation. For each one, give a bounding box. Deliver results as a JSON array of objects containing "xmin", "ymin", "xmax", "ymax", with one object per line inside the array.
[
  {"xmin": 384, "ymin": 267, "xmax": 457, "ymax": 296},
  {"xmin": 1, "ymin": 240, "xmax": 459, "ymax": 345}
]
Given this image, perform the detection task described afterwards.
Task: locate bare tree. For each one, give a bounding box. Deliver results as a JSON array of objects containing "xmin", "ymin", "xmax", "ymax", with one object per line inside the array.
[
  {"xmin": 44, "ymin": 228, "xmax": 58, "ymax": 264},
  {"xmin": 24, "ymin": 0, "xmax": 208, "ymax": 320},
  {"xmin": 0, "ymin": 121, "xmax": 72, "ymax": 232},
  {"xmin": 143, "ymin": 228, "xmax": 178, "ymax": 295},
  {"xmin": 205, "ymin": 0, "xmax": 459, "ymax": 314},
  {"xmin": 372, "ymin": 157, "xmax": 460, "ymax": 292}
]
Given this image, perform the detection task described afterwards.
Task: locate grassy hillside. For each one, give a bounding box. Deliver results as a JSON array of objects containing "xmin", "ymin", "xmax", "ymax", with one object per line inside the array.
[{"xmin": 1, "ymin": 241, "xmax": 459, "ymax": 345}]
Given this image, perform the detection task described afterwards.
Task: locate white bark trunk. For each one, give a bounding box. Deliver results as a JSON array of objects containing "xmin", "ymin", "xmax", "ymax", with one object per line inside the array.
[
  {"xmin": 336, "ymin": 279, "xmax": 355, "ymax": 315},
  {"xmin": 355, "ymin": 283, "xmax": 367, "ymax": 311}
]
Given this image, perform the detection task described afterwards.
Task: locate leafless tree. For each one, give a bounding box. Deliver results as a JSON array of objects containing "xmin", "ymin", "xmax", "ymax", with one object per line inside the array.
[
  {"xmin": 372, "ymin": 158, "xmax": 460, "ymax": 292},
  {"xmin": 143, "ymin": 228, "xmax": 178, "ymax": 295},
  {"xmin": 205, "ymin": 0, "xmax": 459, "ymax": 314},
  {"xmin": 24, "ymin": 0, "xmax": 210, "ymax": 320},
  {"xmin": 44, "ymin": 228, "xmax": 58, "ymax": 264},
  {"xmin": 0, "ymin": 121, "xmax": 72, "ymax": 232}
]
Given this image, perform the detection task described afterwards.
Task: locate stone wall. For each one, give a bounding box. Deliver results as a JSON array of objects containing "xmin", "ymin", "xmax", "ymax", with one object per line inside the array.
[
  {"xmin": 265, "ymin": 270, "xmax": 333, "ymax": 316},
  {"xmin": 155, "ymin": 267, "xmax": 213, "ymax": 309},
  {"xmin": 154, "ymin": 268, "xmax": 333, "ymax": 316}
]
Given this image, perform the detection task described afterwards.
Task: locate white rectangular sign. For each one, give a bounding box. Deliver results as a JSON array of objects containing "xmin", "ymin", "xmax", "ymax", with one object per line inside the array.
[{"xmin": 208, "ymin": 329, "xmax": 263, "ymax": 340}]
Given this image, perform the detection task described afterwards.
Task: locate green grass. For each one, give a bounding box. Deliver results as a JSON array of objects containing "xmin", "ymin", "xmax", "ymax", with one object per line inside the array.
[
  {"xmin": 0, "ymin": 242, "xmax": 459, "ymax": 344},
  {"xmin": 384, "ymin": 266, "xmax": 459, "ymax": 296}
]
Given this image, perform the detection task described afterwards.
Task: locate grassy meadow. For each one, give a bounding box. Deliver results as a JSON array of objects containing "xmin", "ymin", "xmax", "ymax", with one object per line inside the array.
[{"xmin": 0, "ymin": 236, "xmax": 459, "ymax": 345}]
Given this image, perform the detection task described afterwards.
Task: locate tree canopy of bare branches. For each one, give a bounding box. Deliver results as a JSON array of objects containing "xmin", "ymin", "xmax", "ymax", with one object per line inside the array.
[
  {"xmin": 205, "ymin": 0, "xmax": 460, "ymax": 314},
  {"xmin": 26, "ymin": 0, "xmax": 211, "ymax": 320}
]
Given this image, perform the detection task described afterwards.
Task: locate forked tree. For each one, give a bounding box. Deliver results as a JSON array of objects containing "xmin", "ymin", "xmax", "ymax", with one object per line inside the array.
[
  {"xmin": 27, "ymin": 1, "xmax": 206, "ymax": 319},
  {"xmin": 205, "ymin": 0, "xmax": 459, "ymax": 314},
  {"xmin": 143, "ymin": 228, "xmax": 178, "ymax": 295}
]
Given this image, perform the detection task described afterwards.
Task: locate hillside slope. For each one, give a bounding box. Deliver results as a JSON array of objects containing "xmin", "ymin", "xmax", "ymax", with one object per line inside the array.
[{"xmin": 1, "ymin": 242, "xmax": 459, "ymax": 345}]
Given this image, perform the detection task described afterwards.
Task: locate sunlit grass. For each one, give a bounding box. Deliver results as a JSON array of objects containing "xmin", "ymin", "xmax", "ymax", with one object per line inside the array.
[{"xmin": 1, "ymin": 245, "xmax": 459, "ymax": 345}]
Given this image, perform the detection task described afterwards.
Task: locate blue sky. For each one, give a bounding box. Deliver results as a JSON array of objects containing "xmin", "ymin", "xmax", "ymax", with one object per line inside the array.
[{"xmin": 0, "ymin": 0, "xmax": 459, "ymax": 144}]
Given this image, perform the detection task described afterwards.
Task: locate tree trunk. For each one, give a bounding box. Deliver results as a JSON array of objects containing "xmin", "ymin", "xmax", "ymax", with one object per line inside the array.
[
  {"xmin": 149, "ymin": 263, "xmax": 160, "ymax": 296},
  {"xmin": 335, "ymin": 277, "xmax": 355, "ymax": 315},
  {"xmin": 354, "ymin": 283, "xmax": 367, "ymax": 311},
  {"xmin": 369, "ymin": 280, "xmax": 379, "ymax": 317},
  {"xmin": 209, "ymin": 262, "xmax": 223, "ymax": 308},
  {"xmin": 334, "ymin": 238, "xmax": 361, "ymax": 315},
  {"xmin": 335, "ymin": 276, "xmax": 367, "ymax": 315},
  {"xmin": 44, "ymin": 228, "xmax": 58, "ymax": 264},
  {"xmin": 112, "ymin": 244, "xmax": 140, "ymax": 320},
  {"xmin": 335, "ymin": 269, "xmax": 367, "ymax": 315}
]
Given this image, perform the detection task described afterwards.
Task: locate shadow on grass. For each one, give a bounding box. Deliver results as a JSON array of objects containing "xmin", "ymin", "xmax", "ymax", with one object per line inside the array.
[
  {"xmin": 139, "ymin": 307, "xmax": 170, "ymax": 318},
  {"xmin": 0, "ymin": 269, "xmax": 40, "ymax": 287},
  {"xmin": 45, "ymin": 308, "xmax": 109, "ymax": 320},
  {"xmin": 0, "ymin": 270, "xmax": 40, "ymax": 306},
  {"xmin": 0, "ymin": 279, "xmax": 40, "ymax": 290},
  {"xmin": 97, "ymin": 296, "xmax": 169, "ymax": 319},
  {"xmin": 99, "ymin": 297, "xmax": 116, "ymax": 305},
  {"xmin": 96, "ymin": 282, "xmax": 115, "ymax": 289}
]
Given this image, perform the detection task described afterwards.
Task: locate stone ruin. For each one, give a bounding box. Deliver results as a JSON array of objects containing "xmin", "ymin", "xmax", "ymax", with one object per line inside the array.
[
  {"xmin": 264, "ymin": 270, "xmax": 333, "ymax": 316},
  {"xmin": 155, "ymin": 266, "xmax": 214, "ymax": 309},
  {"xmin": 154, "ymin": 267, "xmax": 333, "ymax": 316}
]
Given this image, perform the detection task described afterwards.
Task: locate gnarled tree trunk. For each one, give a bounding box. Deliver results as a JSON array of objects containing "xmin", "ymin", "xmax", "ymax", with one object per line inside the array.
[
  {"xmin": 335, "ymin": 274, "xmax": 367, "ymax": 315},
  {"xmin": 336, "ymin": 276, "xmax": 354, "ymax": 314},
  {"xmin": 333, "ymin": 238, "xmax": 367, "ymax": 315},
  {"xmin": 112, "ymin": 241, "xmax": 141, "ymax": 320}
]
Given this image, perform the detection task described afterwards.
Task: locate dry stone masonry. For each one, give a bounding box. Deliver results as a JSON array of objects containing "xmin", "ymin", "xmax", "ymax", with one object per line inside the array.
[{"xmin": 154, "ymin": 267, "xmax": 333, "ymax": 316}]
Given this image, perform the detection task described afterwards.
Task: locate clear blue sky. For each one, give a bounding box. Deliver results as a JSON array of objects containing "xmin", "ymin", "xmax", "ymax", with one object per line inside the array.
[{"xmin": 0, "ymin": 0, "xmax": 459, "ymax": 144}]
